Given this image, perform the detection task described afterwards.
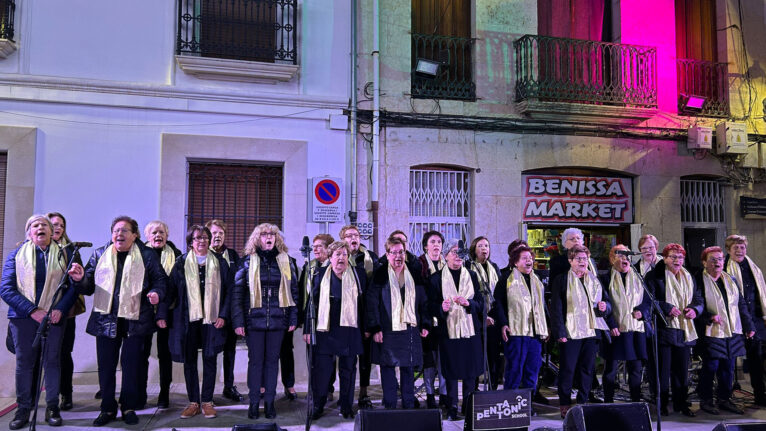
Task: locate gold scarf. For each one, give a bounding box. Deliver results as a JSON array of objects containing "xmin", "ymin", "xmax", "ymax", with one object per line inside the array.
[
  {"xmin": 15, "ymin": 241, "xmax": 65, "ymax": 312},
  {"xmin": 147, "ymin": 242, "xmax": 176, "ymax": 276},
  {"xmin": 388, "ymin": 265, "xmax": 417, "ymax": 331},
  {"xmin": 608, "ymin": 268, "xmax": 645, "ymax": 333},
  {"xmin": 473, "ymin": 260, "xmax": 499, "ymax": 295},
  {"xmin": 565, "ymin": 270, "xmax": 600, "ymax": 339},
  {"xmin": 441, "ymin": 266, "xmax": 475, "ymax": 339},
  {"xmin": 702, "ymin": 271, "xmax": 743, "ymax": 338},
  {"xmin": 317, "ymin": 267, "xmax": 359, "ymax": 331},
  {"xmin": 184, "ymin": 251, "xmax": 221, "ymax": 324},
  {"xmin": 248, "ymin": 252, "xmax": 295, "ymax": 309},
  {"xmin": 353, "ymin": 246, "xmax": 374, "ymax": 278},
  {"xmin": 664, "ymin": 268, "xmax": 698, "ymax": 342},
  {"xmin": 639, "ymin": 254, "xmax": 662, "ymax": 276},
  {"xmin": 727, "ymin": 256, "xmax": 766, "ymax": 320},
  {"xmin": 506, "ymin": 268, "xmax": 548, "ymax": 337},
  {"xmin": 426, "ymin": 255, "xmax": 446, "ymax": 275},
  {"xmin": 93, "ymin": 244, "xmax": 145, "ymax": 320},
  {"xmin": 212, "ymin": 246, "xmax": 231, "ymax": 266},
  {"xmin": 303, "ymin": 259, "xmax": 329, "ymax": 307}
]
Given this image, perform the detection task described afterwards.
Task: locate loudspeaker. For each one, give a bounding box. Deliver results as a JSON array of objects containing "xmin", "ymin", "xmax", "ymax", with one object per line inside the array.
[
  {"xmin": 354, "ymin": 408, "xmax": 441, "ymax": 431},
  {"xmin": 712, "ymin": 422, "xmax": 766, "ymax": 431},
  {"xmin": 563, "ymin": 402, "xmax": 651, "ymax": 431},
  {"xmin": 232, "ymin": 423, "xmax": 285, "ymax": 431}
]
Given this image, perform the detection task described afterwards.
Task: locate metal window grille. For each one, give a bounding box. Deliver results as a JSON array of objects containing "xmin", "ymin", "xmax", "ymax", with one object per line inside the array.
[
  {"xmin": 187, "ymin": 162, "xmax": 283, "ymax": 255},
  {"xmin": 680, "ymin": 179, "xmax": 725, "ymax": 223},
  {"xmin": 0, "ymin": 0, "xmax": 14, "ymax": 41},
  {"xmin": 409, "ymin": 168, "xmax": 471, "ymax": 256},
  {"xmin": 411, "ymin": 33, "xmax": 476, "ymax": 101},
  {"xmin": 177, "ymin": 0, "xmax": 297, "ymax": 64}
]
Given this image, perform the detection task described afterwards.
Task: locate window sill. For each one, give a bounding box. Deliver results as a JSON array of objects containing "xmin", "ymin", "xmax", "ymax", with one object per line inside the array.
[
  {"xmin": 175, "ymin": 55, "xmax": 299, "ymax": 84},
  {"xmin": 0, "ymin": 39, "xmax": 17, "ymax": 58},
  {"xmin": 516, "ymin": 99, "xmax": 657, "ymax": 126}
]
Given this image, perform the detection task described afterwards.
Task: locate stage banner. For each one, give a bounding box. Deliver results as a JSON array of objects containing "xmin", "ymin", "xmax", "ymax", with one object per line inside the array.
[
  {"xmin": 522, "ymin": 174, "xmax": 633, "ymax": 224},
  {"xmin": 464, "ymin": 389, "xmax": 531, "ymax": 431}
]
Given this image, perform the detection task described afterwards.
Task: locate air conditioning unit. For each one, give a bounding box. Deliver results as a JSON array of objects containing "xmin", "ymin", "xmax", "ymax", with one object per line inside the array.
[
  {"xmin": 687, "ymin": 125, "xmax": 712, "ymax": 150},
  {"xmin": 715, "ymin": 122, "xmax": 748, "ymax": 154}
]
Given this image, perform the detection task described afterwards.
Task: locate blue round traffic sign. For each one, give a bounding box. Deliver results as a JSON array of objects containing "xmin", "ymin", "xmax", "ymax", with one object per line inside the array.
[{"xmin": 315, "ymin": 179, "xmax": 340, "ymax": 205}]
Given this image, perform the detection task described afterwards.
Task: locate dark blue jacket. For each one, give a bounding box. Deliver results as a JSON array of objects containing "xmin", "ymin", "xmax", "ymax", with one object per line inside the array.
[
  {"xmin": 232, "ymin": 248, "xmax": 298, "ymax": 332},
  {"xmin": 695, "ymin": 270, "xmax": 754, "ymax": 359},
  {"xmin": 167, "ymin": 252, "xmax": 233, "ymax": 361},
  {"xmin": 644, "ymin": 260, "xmax": 703, "ymax": 347},
  {"xmin": 1, "ymin": 241, "xmax": 79, "ymax": 319},
  {"xmin": 83, "ymin": 241, "xmax": 168, "ymax": 338}
]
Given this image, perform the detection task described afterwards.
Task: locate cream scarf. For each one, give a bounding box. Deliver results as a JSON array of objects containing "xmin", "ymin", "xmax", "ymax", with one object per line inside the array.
[
  {"xmin": 212, "ymin": 246, "xmax": 232, "ymax": 266},
  {"xmin": 565, "ymin": 270, "xmax": 604, "ymax": 339},
  {"xmin": 727, "ymin": 256, "xmax": 766, "ymax": 321},
  {"xmin": 353, "ymin": 246, "xmax": 374, "ymax": 277},
  {"xmin": 506, "ymin": 268, "xmax": 548, "ymax": 337},
  {"xmin": 93, "ymin": 243, "xmax": 145, "ymax": 320},
  {"xmin": 147, "ymin": 242, "xmax": 176, "ymax": 276},
  {"xmin": 303, "ymin": 259, "xmax": 329, "ymax": 306},
  {"xmin": 702, "ymin": 270, "xmax": 743, "ymax": 338},
  {"xmin": 664, "ymin": 268, "xmax": 698, "ymax": 342},
  {"xmin": 248, "ymin": 252, "xmax": 295, "ymax": 309},
  {"xmin": 473, "ymin": 260, "xmax": 499, "ymax": 295},
  {"xmin": 184, "ymin": 251, "xmax": 221, "ymax": 324},
  {"xmin": 441, "ymin": 266, "xmax": 475, "ymax": 339},
  {"xmin": 426, "ymin": 255, "xmax": 446, "ymax": 275},
  {"xmin": 608, "ymin": 268, "xmax": 645, "ymax": 333},
  {"xmin": 388, "ymin": 265, "xmax": 417, "ymax": 331},
  {"xmin": 15, "ymin": 241, "xmax": 65, "ymax": 312},
  {"xmin": 317, "ymin": 267, "xmax": 359, "ymax": 331},
  {"xmin": 639, "ymin": 254, "xmax": 662, "ymax": 276}
]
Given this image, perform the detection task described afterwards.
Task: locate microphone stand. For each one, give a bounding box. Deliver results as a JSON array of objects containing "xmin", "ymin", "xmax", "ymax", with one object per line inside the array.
[
  {"xmin": 301, "ymin": 248, "xmax": 315, "ymax": 431},
  {"xmin": 634, "ymin": 268, "xmax": 667, "ymax": 431},
  {"xmin": 30, "ymin": 244, "xmax": 83, "ymax": 431},
  {"xmin": 467, "ymin": 255, "xmax": 491, "ymax": 393}
]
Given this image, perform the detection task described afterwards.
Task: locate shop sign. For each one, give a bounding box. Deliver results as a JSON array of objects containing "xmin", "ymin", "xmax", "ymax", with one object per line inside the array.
[
  {"xmin": 741, "ymin": 196, "xmax": 766, "ymax": 219},
  {"xmin": 522, "ymin": 174, "xmax": 633, "ymax": 223}
]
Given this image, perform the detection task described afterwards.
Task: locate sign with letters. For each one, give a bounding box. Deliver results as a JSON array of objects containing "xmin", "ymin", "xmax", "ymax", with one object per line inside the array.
[
  {"xmin": 464, "ymin": 389, "xmax": 531, "ymax": 431},
  {"xmin": 741, "ymin": 196, "xmax": 766, "ymax": 219},
  {"xmin": 522, "ymin": 174, "xmax": 633, "ymax": 224}
]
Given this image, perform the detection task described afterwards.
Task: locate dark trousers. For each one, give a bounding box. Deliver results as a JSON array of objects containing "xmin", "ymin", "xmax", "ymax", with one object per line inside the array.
[
  {"xmin": 10, "ymin": 318, "xmax": 65, "ymax": 409},
  {"xmin": 222, "ymin": 326, "xmax": 238, "ymax": 389},
  {"xmin": 96, "ymin": 334, "xmax": 146, "ymax": 412},
  {"xmin": 141, "ymin": 326, "xmax": 172, "ymax": 405},
  {"xmin": 503, "ymin": 336, "xmax": 542, "ymax": 391},
  {"xmin": 381, "ymin": 366, "xmax": 415, "ymax": 409},
  {"xmin": 603, "ymin": 359, "xmax": 643, "ymax": 402},
  {"xmin": 313, "ymin": 352, "xmax": 357, "ymax": 414},
  {"xmin": 557, "ymin": 338, "xmax": 598, "ymax": 406},
  {"xmin": 183, "ymin": 322, "xmax": 218, "ymax": 403},
  {"xmin": 59, "ymin": 316, "xmax": 76, "ymax": 397},
  {"xmin": 746, "ymin": 339, "xmax": 765, "ymax": 401},
  {"xmin": 700, "ymin": 356, "xmax": 736, "ymax": 402},
  {"xmin": 279, "ymin": 330, "xmax": 295, "ymax": 389},
  {"xmin": 487, "ymin": 325, "xmax": 505, "ymax": 390},
  {"xmin": 359, "ymin": 336, "xmax": 372, "ymax": 389},
  {"xmin": 446, "ymin": 379, "xmax": 476, "ymax": 409},
  {"xmin": 246, "ymin": 330, "xmax": 284, "ymax": 405},
  {"xmin": 658, "ymin": 344, "xmax": 690, "ymax": 410},
  {"xmin": 647, "ymin": 338, "xmax": 658, "ymax": 398}
]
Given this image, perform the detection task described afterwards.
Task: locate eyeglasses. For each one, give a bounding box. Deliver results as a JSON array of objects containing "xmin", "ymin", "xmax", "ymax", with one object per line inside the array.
[
  {"xmin": 707, "ymin": 257, "xmax": 724, "ymax": 263},
  {"xmin": 387, "ymin": 250, "xmax": 405, "ymax": 256},
  {"xmin": 343, "ymin": 233, "xmax": 360, "ymax": 239},
  {"xmin": 572, "ymin": 257, "xmax": 589, "ymax": 262},
  {"xmin": 260, "ymin": 232, "xmax": 276, "ymax": 238},
  {"xmin": 639, "ymin": 246, "xmax": 655, "ymax": 252},
  {"xmin": 112, "ymin": 228, "xmax": 132, "ymax": 235},
  {"xmin": 193, "ymin": 236, "xmax": 210, "ymax": 243},
  {"xmin": 667, "ymin": 255, "xmax": 684, "ymax": 261}
]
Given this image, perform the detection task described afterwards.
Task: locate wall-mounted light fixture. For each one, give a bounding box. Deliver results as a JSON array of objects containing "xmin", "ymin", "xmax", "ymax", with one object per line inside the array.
[
  {"xmin": 415, "ymin": 58, "xmax": 442, "ymax": 78},
  {"xmin": 679, "ymin": 93, "xmax": 706, "ymax": 113}
]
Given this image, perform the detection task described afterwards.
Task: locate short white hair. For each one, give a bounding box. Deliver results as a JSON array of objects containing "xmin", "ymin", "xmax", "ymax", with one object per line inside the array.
[{"xmin": 562, "ymin": 228, "xmax": 583, "ymax": 244}]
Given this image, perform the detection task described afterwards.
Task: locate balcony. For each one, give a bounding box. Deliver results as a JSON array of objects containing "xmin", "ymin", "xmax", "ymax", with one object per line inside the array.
[
  {"xmin": 514, "ymin": 35, "xmax": 657, "ymax": 124},
  {"xmin": 677, "ymin": 59, "xmax": 729, "ymax": 118},
  {"xmin": 0, "ymin": 0, "xmax": 15, "ymax": 58},
  {"xmin": 411, "ymin": 33, "xmax": 475, "ymax": 101},
  {"xmin": 175, "ymin": 0, "xmax": 298, "ymax": 83}
]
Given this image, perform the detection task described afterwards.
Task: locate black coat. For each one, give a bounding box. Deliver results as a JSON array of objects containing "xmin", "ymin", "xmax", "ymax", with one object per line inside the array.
[
  {"xmin": 599, "ymin": 271, "xmax": 651, "ymax": 360},
  {"xmin": 366, "ymin": 264, "xmax": 430, "ymax": 367},
  {"xmin": 725, "ymin": 255, "xmax": 766, "ymax": 341},
  {"xmin": 695, "ymin": 270, "xmax": 753, "ymax": 359},
  {"xmin": 305, "ymin": 265, "xmax": 366, "ymax": 356},
  {"xmin": 644, "ymin": 260, "xmax": 703, "ymax": 347},
  {"xmin": 83, "ymin": 241, "xmax": 168, "ymax": 338},
  {"xmin": 167, "ymin": 252, "xmax": 233, "ymax": 361},
  {"xmin": 232, "ymin": 248, "xmax": 298, "ymax": 332},
  {"xmin": 549, "ymin": 272, "xmax": 612, "ymax": 342},
  {"xmin": 427, "ymin": 267, "xmax": 484, "ymax": 380},
  {"xmin": 153, "ymin": 242, "xmax": 182, "ymax": 319},
  {"xmin": 378, "ymin": 251, "xmax": 423, "ymax": 284}
]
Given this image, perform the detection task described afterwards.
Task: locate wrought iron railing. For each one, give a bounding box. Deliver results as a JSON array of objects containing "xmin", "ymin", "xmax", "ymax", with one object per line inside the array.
[
  {"xmin": 0, "ymin": 0, "xmax": 15, "ymax": 41},
  {"xmin": 677, "ymin": 59, "xmax": 729, "ymax": 117},
  {"xmin": 411, "ymin": 33, "xmax": 475, "ymax": 101},
  {"xmin": 514, "ymin": 34, "xmax": 657, "ymax": 108},
  {"xmin": 177, "ymin": 0, "xmax": 297, "ymax": 64}
]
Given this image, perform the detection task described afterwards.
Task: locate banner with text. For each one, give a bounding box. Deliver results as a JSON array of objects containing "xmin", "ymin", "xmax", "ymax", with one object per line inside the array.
[{"xmin": 522, "ymin": 174, "xmax": 633, "ymax": 224}]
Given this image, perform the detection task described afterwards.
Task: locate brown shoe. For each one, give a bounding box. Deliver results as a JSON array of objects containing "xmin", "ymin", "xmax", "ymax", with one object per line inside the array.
[
  {"xmin": 201, "ymin": 402, "xmax": 217, "ymax": 418},
  {"xmin": 180, "ymin": 402, "xmax": 200, "ymax": 419}
]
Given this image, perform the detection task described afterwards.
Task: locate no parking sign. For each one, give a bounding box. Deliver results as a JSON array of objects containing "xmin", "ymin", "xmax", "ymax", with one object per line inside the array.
[{"xmin": 310, "ymin": 177, "xmax": 343, "ymax": 223}]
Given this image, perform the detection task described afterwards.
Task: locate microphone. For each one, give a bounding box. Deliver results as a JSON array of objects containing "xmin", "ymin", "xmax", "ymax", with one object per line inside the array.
[
  {"xmin": 615, "ymin": 249, "xmax": 641, "ymax": 257},
  {"xmin": 457, "ymin": 240, "xmax": 470, "ymax": 260},
  {"xmin": 299, "ymin": 236, "xmax": 311, "ymax": 258},
  {"xmin": 70, "ymin": 241, "xmax": 93, "ymax": 248}
]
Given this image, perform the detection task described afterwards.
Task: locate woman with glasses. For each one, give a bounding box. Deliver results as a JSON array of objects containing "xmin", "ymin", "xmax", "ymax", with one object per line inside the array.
[
  {"xmin": 644, "ymin": 243, "xmax": 702, "ymax": 417},
  {"xmin": 635, "ymin": 234, "xmax": 662, "ymax": 276},
  {"xmin": 550, "ymin": 244, "xmax": 610, "ymax": 418},
  {"xmin": 165, "ymin": 225, "xmax": 232, "ymax": 419},
  {"xmin": 232, "ymin": 223, "xmax": 298, "ymax": 420}
]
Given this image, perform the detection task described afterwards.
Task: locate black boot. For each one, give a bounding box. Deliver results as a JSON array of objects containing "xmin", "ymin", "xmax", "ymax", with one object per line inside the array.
[
  {"xmin": 426, "ymin": 394, "xmax": 437, "ymax": 409},
  {"xmin": 45, "ymin": 405, "xmax": 63, "ymax": 427},
  {"xmin": 60, "ymin": 394, "xmax": 73, "ymax": 411},
  {"xmin": 157, "ymin": 389, "xmax": 169, "ymax": 409},
  {"xmin": 9, "ymin": 409, "xmax": 29, "ymax": 430},
  {"xmin": 264, "ymin": 401, "xmax": 276, "ymax": 419},
  {"xmin": 248, "ymin": 402, "xmax": 260, "ymax": 419}
]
